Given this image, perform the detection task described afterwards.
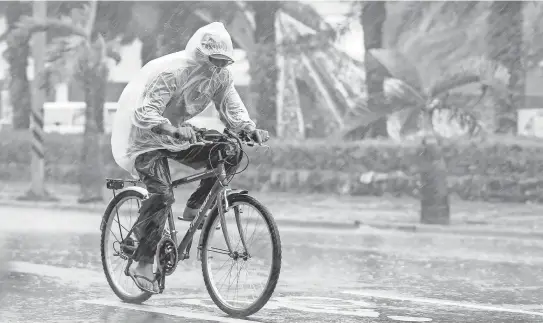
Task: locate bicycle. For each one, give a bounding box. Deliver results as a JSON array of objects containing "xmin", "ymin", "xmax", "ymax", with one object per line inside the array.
[{"xmin": 99, "ymin": 128, "xmax": 282, "ymax": 317}]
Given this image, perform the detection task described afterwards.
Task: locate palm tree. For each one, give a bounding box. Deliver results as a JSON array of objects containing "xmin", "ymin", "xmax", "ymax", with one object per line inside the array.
[
  {"xmin": 487, "ymin": 1, "xmax": 524, "ymax": 134},
  {"xmin": 246, "ymin": 1, "xmax": 280, "ymax": 135},
  {"xmin": 190, "ymin": 1, "xmax": 344, "ymax": 137},
  {"xmin": 359, "ymin": 1, "xmax": 388, "ymax": 139},
  {"xmin": 1, "ymin": 1, "xmax": 86, "ymax": 130},
  {"xmin": 384, "ymin": 1, "xmax": 525, "ymax": 135},
  {"xmin": 9, "ymin": 1, "xmax": 121, "ymax": 202},
  {"xmin": 361, "ymin": 48, "xmax": 509, "ymax": 224},
  {"xmin": 3, "ymin": 1, "xmax": 32, "ymax": 129},
  {"xmin": 131, "ymin": 1, "xmax": 361, "ymax": 138},
  {"xmin": 126, "ymin": 1, "xmax": 204, "ymax": 65},
  {"xmin": 523, "ymin": 2, "xmax": 543, "ymax": 69}
]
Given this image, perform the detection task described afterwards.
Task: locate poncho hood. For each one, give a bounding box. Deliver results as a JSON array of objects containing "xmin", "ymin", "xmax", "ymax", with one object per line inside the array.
[{"xmin": 185, "ymin": 22, "xmax": 235, "ymax": 64}]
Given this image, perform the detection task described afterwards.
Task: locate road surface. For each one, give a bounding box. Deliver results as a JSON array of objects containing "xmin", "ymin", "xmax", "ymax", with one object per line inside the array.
[{"xmin": 0, "ymin": 205, "xmax": 543, "ymax": 322}]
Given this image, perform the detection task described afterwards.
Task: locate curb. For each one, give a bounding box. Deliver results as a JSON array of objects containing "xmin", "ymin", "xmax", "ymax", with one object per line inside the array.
[
  {"xmin": 0, "ymin": 198, "xmax": 541, "ymax": 239},
  {"xmin": 0, "ymin": 198, "xmax": 357, "ymax": 230},
  {"xmin": 358, "ymin": 221, "xmax": 543, "ymax": 240}
]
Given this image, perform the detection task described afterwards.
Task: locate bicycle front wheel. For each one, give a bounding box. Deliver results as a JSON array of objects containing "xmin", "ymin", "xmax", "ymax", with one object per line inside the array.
[{"xmin": 201, "ymin": 194, "xmax": 282, "ymax": 317}]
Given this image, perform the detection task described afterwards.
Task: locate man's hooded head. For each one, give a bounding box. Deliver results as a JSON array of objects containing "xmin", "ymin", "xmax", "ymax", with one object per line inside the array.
[
  {"xmin": 181, "ymin": 22, "xmax": 235, "ymax": 112},
  {"xmin": 185, "ymin": 22, "xmax": 235, "ymax": 67}
]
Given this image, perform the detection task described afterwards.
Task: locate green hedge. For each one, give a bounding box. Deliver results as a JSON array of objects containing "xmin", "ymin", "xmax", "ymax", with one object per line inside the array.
[
  {"xmin": 3, "ymin": 129, "xmax": 543, "ymax": 176},
  {"xmin": 3, "ymin": 129, "xmax": 543, "ymax": 203}
]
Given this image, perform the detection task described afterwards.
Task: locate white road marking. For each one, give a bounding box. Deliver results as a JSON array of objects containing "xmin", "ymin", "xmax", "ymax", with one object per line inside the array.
[
  {"xmin": 344, "ymin": 290, "xmax": 543, "ymax": 317},
  {"xmin": 272, "ymin": 296, "xmax": 379, "ymax": 318},
  {"xmin": 177, "ymin": 298, "xmax": 281, "ymax": 310},
  {"xmin": 80, "ymin": 298, "xmax": 262, "ymax": 323},
  {"xmin": 175, "ymin": 296, "xmax": 380, "ymax": 318},
  {"xmin": 388, "ymin": 316, "xmax": 432, "ymax": 322}
]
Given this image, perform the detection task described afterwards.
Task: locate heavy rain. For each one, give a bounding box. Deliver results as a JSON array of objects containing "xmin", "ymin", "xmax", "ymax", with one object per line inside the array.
[{"xmin": 0, "ymin": 1, "xmax": 542, "ymax": 322}]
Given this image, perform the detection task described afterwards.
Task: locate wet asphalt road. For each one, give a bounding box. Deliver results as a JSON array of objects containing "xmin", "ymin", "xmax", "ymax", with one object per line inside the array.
[{"xmin": 0, "ymin": 205, "xmax": 543, "ymax": 322}]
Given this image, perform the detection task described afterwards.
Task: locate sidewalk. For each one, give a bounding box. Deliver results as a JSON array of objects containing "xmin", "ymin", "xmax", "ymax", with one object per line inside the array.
[{"xmin": 2, "ymin": 181, "xmax": 543, "ymax": 239}]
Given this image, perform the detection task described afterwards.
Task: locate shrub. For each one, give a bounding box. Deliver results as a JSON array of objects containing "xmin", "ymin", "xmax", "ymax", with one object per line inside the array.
[{"xmin": 2, "ymin": 129, "xmax": 543, "ymax": 203}]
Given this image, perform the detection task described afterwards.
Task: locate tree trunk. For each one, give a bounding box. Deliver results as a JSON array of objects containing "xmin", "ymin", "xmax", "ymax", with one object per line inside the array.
[
  {"xmin": 357, "ymin": 1, "xmax": 388, "ymax": 139},
  {"xmin": 487, "ymin": 1, "xmax": 524, "ymax": 135},
  {"xmin": 78, "ymin": 62, "xmax": 108, "ymax": 203},
  {"xmin": 419, "ymin": 133, "xmax": 450, "ymax": 225},
  {"xmin": 5, "ymin": 2, "xmax": 32, "ymax": 129},
  {"xmin": 248, "ymin": 1, "xmax": 279, "ymax": 135}
]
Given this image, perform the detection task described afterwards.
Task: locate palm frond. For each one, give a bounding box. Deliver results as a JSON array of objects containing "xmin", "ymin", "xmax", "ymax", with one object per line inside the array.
[
  {"xmin": 45, "ymin": 36, "xmax": 87, "ymax": 84},
  {"xmin": 368, "ymin": 48, "xmax": 424, "ymax": 93},
  {"xmin": 387, "ymin": 107, "xmax": 423, "ymax": 140},
  {"xmin": 430, "ymin": 103, "xmax": 483, "ymax": 137},
  {"xmin": 383, "ymin": 78, "xmax": 426, "ymax": 107},
  {"xmin": 399, "ymin": 107, "xmax": 423, "ymax": 137},
  {"xmin": 428, "ymin": 57, "xmax": 510, "ymax": 98},
  {"xmin": 279, "ymin": 1, "xmax": 334, "ymax": 34},
  {"xmin": 384, "ymin": 1, "xmax": 431, "ymax": 47},
  {"xmin": 335, "ymin": 77, "xmax": 426, "ymax": 139},
  {"xmin": 388, "ymin": 1, "xmax": 490, "ymax": 83}
]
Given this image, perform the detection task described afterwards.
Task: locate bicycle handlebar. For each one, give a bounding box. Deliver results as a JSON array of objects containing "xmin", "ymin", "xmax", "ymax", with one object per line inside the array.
[
  {"xmin": 194, "ymin": 127, "xmax": 265, "ymax": 147},
  {"xmin": 168, "ymin": 125, "xmax": 268, "ymax": 148}
]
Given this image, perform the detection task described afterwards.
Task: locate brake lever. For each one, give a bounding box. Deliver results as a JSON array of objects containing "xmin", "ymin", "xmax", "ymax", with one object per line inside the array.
[{"xmin": 194, "ymin": 132, "xmax": 214, "ymax": 146}]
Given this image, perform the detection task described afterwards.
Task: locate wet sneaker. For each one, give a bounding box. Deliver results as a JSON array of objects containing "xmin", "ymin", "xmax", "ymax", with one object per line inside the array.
[{"xmin": 178, "ymin": 207, "xmax": 221, "ymax": 230}]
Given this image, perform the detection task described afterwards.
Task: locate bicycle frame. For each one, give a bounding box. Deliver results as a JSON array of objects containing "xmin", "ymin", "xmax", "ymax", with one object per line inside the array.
[
  {"xmin": 165, "ymin": 151, "xmax": 249, "ymax": 263},
  {"xmin": 105, "ymin": 130, "xmax": 254, "ymax": 271}
]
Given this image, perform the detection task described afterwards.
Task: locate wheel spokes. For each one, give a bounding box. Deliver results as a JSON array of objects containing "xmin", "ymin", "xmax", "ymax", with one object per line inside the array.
[
  {"xmin": 205, "ymin": 201, "xmax": 274, "ymax": 309},
  {"xmin": 104, "ymin": 196, "xmax": 146, "ymax": 297}
]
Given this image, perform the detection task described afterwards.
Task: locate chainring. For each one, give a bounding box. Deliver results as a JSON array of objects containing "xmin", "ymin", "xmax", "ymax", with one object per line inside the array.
[{"xmin": 155, "ymin": 237, "xmax": 178, "ymax": 276}]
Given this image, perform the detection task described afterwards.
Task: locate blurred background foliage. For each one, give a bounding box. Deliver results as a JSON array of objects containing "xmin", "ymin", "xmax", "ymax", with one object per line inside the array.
[{"xmin": 2, "ymin": 1, "xmax": 543, "ymax": 222}]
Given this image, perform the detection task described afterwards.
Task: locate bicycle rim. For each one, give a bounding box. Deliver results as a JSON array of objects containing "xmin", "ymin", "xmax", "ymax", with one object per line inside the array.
[
  {"xmin": 102, "ymin": 193, "xmax": 149, "ymax": 300},
  {"xmin": 202, "ymin": 197, "xmax": 281, "ymax": 315}
]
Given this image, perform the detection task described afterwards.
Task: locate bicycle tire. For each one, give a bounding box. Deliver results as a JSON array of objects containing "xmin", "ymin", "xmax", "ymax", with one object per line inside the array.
[
  {"xmin": 100, "ymin": 190, "xmax": 153, "ymax": 304},
  {"xmin": 201, "ymin": 194, "xmax": 282, "ymax": 317}
]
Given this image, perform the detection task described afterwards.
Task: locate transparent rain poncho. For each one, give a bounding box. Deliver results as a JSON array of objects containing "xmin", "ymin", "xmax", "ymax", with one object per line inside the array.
[{"xmin": 111, "ymin": 22, "xmax": 256, "ymax": 177}]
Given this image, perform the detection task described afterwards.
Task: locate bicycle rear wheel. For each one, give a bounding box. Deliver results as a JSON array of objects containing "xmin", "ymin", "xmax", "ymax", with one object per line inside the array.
[
  {"xmin": 100, "ymin": 190, "xmax": 152, "ymax": 303},
  {"xmin": 201, "ymin": 194, "xmax": 282, "ymax": 317}
]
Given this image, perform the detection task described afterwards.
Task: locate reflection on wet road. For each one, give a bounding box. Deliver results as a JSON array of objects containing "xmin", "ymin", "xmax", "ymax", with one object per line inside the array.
[{"xmin": 1, "ymin": 206, "xmax": 543, "ymax": 322}]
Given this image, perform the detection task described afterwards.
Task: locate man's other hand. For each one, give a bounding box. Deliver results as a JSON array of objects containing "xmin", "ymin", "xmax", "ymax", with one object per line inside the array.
[{"xmin": 249, "ymin": 129, "xmax": 270, "ymax": 144}]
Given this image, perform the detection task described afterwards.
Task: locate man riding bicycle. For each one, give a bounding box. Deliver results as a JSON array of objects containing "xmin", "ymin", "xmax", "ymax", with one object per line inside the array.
[{"xmin": 110, "ymin": 22, "xmax": 269, "ymax": 292}]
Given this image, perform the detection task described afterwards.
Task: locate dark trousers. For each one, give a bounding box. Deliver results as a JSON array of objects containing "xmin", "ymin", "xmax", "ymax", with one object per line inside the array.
[{"xmin": 131, "ymin": 143, "xmax": 241, "ymax": 264}]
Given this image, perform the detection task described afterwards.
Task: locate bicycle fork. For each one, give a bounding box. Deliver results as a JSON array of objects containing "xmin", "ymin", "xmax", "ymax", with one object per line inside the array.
[{"xmin": 195, "ymin": 189, "xmax": 252, "ymax": 262}]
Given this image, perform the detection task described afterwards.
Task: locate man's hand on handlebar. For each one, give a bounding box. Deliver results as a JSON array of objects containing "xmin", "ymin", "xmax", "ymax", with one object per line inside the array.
[
  {"xmin": 248, "ymin": 129, "xmax": 270, "ymax": 145},
  {"xmin": 153, "ymin": 123, "xmax": 269, "ymax": 146},
  {"xmin": 173, "ymin": 125, "xmax": 199, "ymax": 144},
  {"xmin": 151, "ymin": 123, "xmax": 198, "ymax": 144}
]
